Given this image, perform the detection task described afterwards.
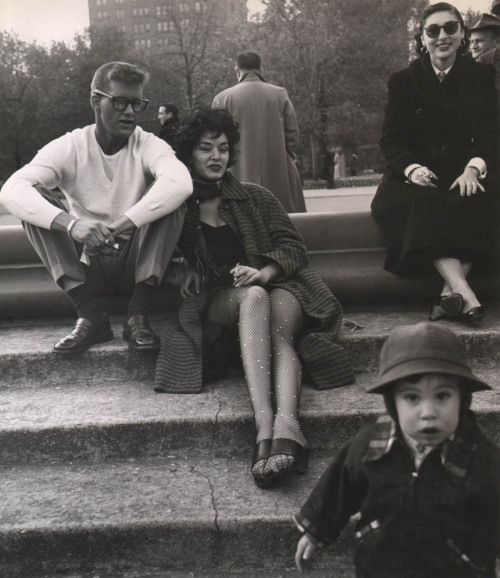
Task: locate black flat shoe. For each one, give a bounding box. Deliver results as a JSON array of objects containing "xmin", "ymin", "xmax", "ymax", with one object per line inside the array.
[
  {"xmin": 123, "ymin": 315, "xmax": 160, "ymax": 350},
  {"xmin": 251, "ymin": 439, "xmax": 272, "ymax": 488},
  {"xmin": 461, "ymin": 305, "xmax": 484, "ymax": 324},
  {"xmin": 260, "ymin": 438, "xmax": 310, "ymax": 487},
  {"xmin": 54, "ymin": 314, "xmax": 113, "ymax": 354}
]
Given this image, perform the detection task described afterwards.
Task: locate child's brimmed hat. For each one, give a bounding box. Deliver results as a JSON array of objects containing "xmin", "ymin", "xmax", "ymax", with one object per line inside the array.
[{"xmin": 366, "ymin": 322, "xmax": 491, "ymax": 394}]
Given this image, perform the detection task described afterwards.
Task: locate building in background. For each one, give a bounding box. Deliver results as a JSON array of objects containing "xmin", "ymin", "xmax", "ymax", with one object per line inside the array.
[{"xmin": 88, "ymin": 0, "xmax": 247, "ymax": 50}]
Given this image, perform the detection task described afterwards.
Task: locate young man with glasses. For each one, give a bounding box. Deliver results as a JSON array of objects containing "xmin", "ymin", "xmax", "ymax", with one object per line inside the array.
[{"xmin": 0, "ymin": 61, "xmax": 192, "ymax": 354}]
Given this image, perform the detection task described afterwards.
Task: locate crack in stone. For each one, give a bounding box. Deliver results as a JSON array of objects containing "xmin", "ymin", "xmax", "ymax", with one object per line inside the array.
[
  {"xmin": 209, "ymin": 385, "xmax": 223, "ymax": 456},
  {"xmin": 191, "ymin": 464, "xmax": 220, "ymax": 536}
]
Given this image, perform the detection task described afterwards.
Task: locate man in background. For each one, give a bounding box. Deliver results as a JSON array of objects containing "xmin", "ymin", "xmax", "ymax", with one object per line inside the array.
[
  {"xmin": 158, "ymin": 103, "xmax": 180, "ymax": 148},
  {"xmin": 213, "ymin": 52, "xmax": 306, "ymax": 213},
  {"xmin": 469, "ymin": 13, "xmax": 500, "ymax": 60}
]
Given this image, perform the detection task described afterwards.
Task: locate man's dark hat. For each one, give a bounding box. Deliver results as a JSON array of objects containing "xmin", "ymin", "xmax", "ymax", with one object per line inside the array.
[
  {"xmin": 366, "ymin": 322, "xmax": 491, "ymax": 394},
  {"xmin": 470, "ymin": 13, "xmax": 500, "ymax": 32},
  {"xmin": 492, "ymin": 0, "xmax": 500, "ymax": 17}
]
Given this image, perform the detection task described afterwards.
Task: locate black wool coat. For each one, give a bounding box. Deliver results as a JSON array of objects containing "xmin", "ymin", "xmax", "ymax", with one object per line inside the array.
[
  {"xmin": 154, "ymin": 174, "xmax": 354, "ymax": 393},
  {"xmin": 296, "ymin": 413, "xmax": 500, "ymax": 578},
  {"xmin": 371, "ymin": 54, "xmax": 498, "ymax": 275}
]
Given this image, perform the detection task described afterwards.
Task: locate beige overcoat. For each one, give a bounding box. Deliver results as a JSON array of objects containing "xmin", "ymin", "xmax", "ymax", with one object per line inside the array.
[{"xmin": 213, "ymin": 71, "xmax": 306, "ymax": 213}]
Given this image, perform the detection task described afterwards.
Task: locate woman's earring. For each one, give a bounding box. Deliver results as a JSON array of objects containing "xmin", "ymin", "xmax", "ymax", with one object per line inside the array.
[
  {"xmin": 460, "ymin": 38, "xmax": 466, "ymax": 47},
  {"xmin": 420, "ymin": 45, "xmax": 428, "ymax": 54}
]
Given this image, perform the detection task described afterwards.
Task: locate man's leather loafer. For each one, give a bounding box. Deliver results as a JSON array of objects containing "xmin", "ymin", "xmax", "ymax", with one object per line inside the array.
[
  {"xmin": 54, "ymin": 314, "xmax": 113, "ymax": 355},
  {"xmin": 122, "ymin": 314, "xmax": 160, "ymax": 350}
]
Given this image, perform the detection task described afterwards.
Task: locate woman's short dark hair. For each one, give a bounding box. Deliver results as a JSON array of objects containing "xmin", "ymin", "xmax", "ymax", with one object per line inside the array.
[
  {"xmin": 414, "ymin": 2, "xmax": 470, "ymax": 56},
  {"xmin": 176, "ymin": 108, "xmax": 240, "ymax": 168}
]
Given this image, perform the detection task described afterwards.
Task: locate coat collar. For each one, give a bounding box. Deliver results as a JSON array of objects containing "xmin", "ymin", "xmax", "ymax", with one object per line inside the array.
[
  {"xmin": 238, "ymin": 70, "xmax": 267, "ymax": 84},
  {"xmin": 219, "ymin": 172, "xmax": 253, "ymax": 200},
  {"xmin": 363, "ymin": 413, "xmax": 480, "ymax": 485}
]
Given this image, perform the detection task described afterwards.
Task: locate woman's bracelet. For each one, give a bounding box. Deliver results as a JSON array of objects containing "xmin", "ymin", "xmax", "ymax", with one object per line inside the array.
[
  {"xmin": 405, "ymin": 166, "xmax": 420, "ymax": 184},
  {"xmin": 66, "ymin": 217, "xmax": 79, "ymax": 237}
]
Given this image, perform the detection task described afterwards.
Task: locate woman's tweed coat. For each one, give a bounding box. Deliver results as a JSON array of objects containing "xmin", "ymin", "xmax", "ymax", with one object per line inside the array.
[
  {"xmin": 154, "ymin": 173, "xmax": 354, "ymax": 393},
  {"xmin": 371, "ymin": 54, "xmax": 497, "ymax": 276}
]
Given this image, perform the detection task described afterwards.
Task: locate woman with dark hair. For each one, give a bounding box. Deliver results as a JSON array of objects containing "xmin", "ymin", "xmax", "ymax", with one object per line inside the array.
[
  {"xmin": 154, "ymin": 108, "xmax": 353, "ymax": 487},
  {"xmin": 371, "ymin": 2, "xmax": 497, "ymax": 323}
]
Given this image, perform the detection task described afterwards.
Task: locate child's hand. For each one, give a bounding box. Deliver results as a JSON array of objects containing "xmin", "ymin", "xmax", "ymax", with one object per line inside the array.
[{"xmin": 295, "ymin": 534, "xmax": 317, "ymax": 573}]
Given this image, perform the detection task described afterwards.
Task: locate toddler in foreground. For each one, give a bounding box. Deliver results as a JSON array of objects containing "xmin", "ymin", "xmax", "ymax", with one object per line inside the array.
[{"xmin": 294, "ymin": 322, "xmax": 500, "ymax": 577}]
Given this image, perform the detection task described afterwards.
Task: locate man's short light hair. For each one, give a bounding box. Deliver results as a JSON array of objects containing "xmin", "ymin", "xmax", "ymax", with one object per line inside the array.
[{"xmin": 91, "ymin": 61, "xmax": 149, "ymax": 93}]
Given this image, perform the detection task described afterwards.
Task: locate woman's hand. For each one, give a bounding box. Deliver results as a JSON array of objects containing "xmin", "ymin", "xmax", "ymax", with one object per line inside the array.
[
  {"xmin": 230, "ymin": 263, "xmax": 283, "ymax": 287},
  {"xmin": 181, "ymin": 264, "xmax": 201, "ymax": 298},
  {"xmin": 450, "ymin": 166, "xmax": 485, "ymax": 197},
  {"xmin": 408, "ymin": 166, "xmax": 438, "ymax": 188},
  {"xmin": 295, "ymin": 534, "xmax": 317, "ymax": 573}
]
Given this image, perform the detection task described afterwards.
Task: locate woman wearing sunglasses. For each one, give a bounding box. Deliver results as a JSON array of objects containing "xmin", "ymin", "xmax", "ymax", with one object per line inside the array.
[{"xmin": 371, "ymin": 2, "xmax": 497, "ymax": 323}]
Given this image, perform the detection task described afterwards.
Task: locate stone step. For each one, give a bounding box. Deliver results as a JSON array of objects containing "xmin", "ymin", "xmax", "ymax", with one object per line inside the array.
[
  {"xmin": 2, "ymin": 306, "xmax": 500, "ymax": 577},
  {"xmin": 38, "ymin": 568, "xmax": 355, "ymax": 578},
  {"xmin": 0, "ymin": 372, "xmax": 499, "ymax": 466},
  {"xmin": 0, "ymin": 454, "xmax": 354, "ymax": 578},
  {"xmin": 1, "ymin": 306, "xmax": 500, "ymax": 388}
]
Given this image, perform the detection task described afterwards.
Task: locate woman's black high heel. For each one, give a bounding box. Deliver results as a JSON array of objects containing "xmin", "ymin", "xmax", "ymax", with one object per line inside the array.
[
  {"xmin": 260, "ymin": 438, "xmax": 310, "ymax": 487},
  {"xmin": 429, "ymin": 293, "xmax": 463, "ymax": 321},
  {"xmin": 461, "ymin": 305, "xmax": 484, "ymax": 324},
  {"xmin": 251, "ymin": 439, "xmax": 272, "ymax": 487}
]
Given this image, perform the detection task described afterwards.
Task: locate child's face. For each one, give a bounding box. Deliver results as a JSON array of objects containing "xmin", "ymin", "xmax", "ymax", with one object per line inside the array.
[{"xmin": 393, "ymin": 373, "xmax": 461, "ymax": 447}]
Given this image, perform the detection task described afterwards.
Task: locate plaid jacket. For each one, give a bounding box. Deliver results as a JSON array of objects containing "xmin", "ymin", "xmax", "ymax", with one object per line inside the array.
[
  {"xmin": 295, "ymin": 413, "xmax": 500, "ymax": 578},
  {"xmin": 155, "ymin": 174, "xmax": 354, "ymax": 393}
]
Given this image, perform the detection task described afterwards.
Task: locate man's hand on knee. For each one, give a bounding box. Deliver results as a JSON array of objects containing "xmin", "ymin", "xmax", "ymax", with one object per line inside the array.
[
  {"xmin": 109, "ymin": 215, "xmax": 136, "ymax": 237},
  {"xmin": 71, "ymin": 219, "xmax": 114, "ymax": 248}
]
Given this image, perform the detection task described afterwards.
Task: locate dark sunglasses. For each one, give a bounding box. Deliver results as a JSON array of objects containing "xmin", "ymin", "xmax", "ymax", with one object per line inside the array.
[
  {"xmin": 424, "ymin": 21, "xmax": 461, "ymax": 39},
  {"xmin": 93, "ymin": 89, "xmax": 149, "ymax": 113}
]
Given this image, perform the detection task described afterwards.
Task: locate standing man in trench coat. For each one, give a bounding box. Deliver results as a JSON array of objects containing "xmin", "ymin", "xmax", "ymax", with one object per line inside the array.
[{"xmin": 213, "ymin": 52, "xmax": 306, "ymax": 213}]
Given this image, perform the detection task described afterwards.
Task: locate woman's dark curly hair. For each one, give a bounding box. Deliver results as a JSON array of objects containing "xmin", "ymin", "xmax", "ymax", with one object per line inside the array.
[
  {"xmin": 414, "ymin": 2, "xmax": 470, "ymax": 57},
  {"xmin": 176, "ymin": 107, "xmax": 240, "ymax": 169}
]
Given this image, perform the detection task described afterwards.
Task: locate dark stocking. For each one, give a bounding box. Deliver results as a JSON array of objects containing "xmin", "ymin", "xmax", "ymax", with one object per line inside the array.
[
  {"xmin": 67, "ymin": 284, "xmax": 103, "ymax": 323},
  {"xmin": 127, "ymin": 280, "xmax": 157, "ymax": 319}
]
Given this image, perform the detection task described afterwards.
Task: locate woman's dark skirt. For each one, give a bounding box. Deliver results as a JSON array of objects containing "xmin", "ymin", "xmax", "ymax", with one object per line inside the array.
[{"xmin": 371, "ymin": 178, "xmax": 494, "ymax": 276}]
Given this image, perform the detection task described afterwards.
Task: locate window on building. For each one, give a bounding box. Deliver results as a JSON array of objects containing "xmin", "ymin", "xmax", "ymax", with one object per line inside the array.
[
  {"xmin": 145, "ymin": 23, "xmax": 150, "ymax": 31},
  {"xmin": 132, "ymin": 8, "xmax": 137, "ymax": 16},
  {"xmin": 116, "ymin": 9, "xmax": 125, "ymax": 19},
  {"xmin": 146, "ymin": 39, "xmax": 151, "ymax": 47}
]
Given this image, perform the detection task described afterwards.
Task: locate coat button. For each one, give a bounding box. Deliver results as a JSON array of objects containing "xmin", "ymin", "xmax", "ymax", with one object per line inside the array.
[
  {"xmin": 441, "ymin": 144, "xmax": 448, "ymax": 151},
  {"xmin": 415, "ymin": 108, "xmax": 422, "ymax": 114}
]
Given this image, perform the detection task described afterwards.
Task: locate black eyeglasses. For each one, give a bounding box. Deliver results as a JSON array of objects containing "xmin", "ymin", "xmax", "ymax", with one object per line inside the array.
[
  {"xmin": 93, "ymin": 88, "xmax": 149, "ymax": 113},
  {"xmin": 424, "ymin": 21, "xmax": 461, "ymax": 39}
]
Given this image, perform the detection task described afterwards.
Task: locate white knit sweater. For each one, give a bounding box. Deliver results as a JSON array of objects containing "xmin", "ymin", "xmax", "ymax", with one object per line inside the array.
[{"xmin": 0, "ymin": 125, "xmax": 192, "ymax": 229}]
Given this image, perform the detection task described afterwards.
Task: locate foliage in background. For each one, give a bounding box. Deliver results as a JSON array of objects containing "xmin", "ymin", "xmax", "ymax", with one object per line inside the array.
[{"xmin": 0, "ymin": 0, "xmax": 430, "ymax": 182}]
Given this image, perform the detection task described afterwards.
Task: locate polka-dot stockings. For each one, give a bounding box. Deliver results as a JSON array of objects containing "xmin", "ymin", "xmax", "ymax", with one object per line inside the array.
[{"xmin": 206, "ymin": 285, "xmax": 307, "ymax": 459}]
